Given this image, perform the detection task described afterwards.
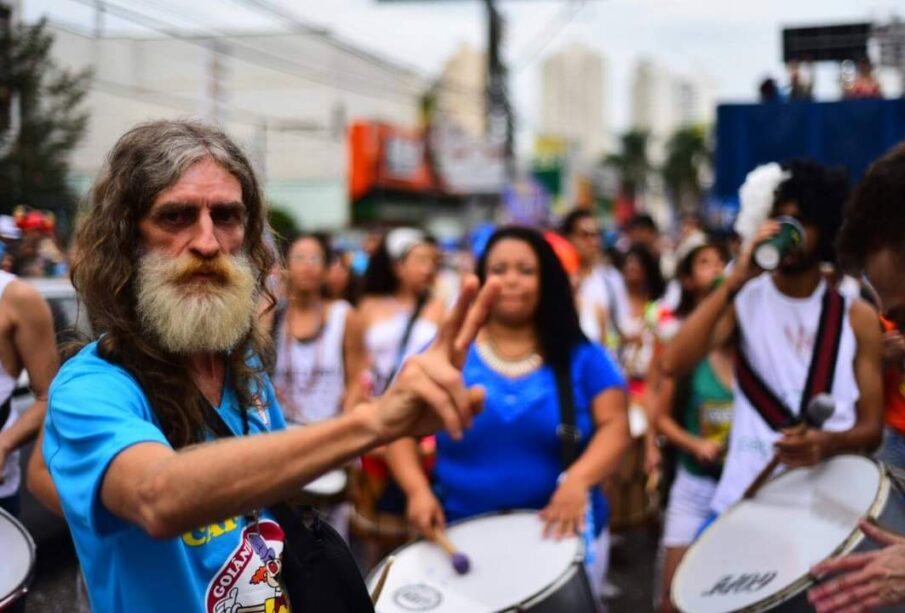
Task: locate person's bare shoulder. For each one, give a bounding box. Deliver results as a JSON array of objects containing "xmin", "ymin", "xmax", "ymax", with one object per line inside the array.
[
  {"xmin": 849, "ymin": 298, "xmax": 882, "ymax": 343},
  {"xmin": 2, "ymin": 278, "xmax": 50, "ymax": 317}
]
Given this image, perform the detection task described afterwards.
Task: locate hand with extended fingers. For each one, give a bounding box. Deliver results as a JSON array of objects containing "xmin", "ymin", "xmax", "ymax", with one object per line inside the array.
[
  {"xmin": 369, "ymin": 275, "xmax": 500, "ymax": 444},
  {"xmin": 808, "ymin": 519, "xmax": 905, "ymax": 612}
]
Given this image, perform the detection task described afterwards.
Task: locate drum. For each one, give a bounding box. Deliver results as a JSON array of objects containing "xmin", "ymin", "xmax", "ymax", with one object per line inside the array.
[
  {"xmin": 671, "ymin": 455, "xmax": 905, "ymax": 612},
  {"xmin": 367, "ymin": 510, "xmax": 597, "ymax": 613},
  {"xmin": 603, "ymin": 403, "xmax": 659, "ymax": 531},
  {"xmin": 0, "ymin": 506, "xmax": 36, "ymax": 610},
  {"xmin": 298, "ymin": 468, "xmax": 349, "ymax": 506}
]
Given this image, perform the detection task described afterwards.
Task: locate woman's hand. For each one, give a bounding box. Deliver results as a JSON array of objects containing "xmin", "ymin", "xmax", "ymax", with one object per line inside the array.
[
  {"xmin": 540, "ymin": 474, "xmax": 589, "ymax": 540},
  {"xmin": 406, "ymin": 488, "xmax": 446, "ymax": 540},
  {"xmin": 692, "ymin": 438, "xmax": 725, "ymax": 465}
]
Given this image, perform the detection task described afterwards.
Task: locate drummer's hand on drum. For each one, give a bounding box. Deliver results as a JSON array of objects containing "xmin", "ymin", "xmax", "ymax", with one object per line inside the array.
[
  {"xmin": 369, "ymin": 276, "xmax": 500, "ymax": 443},
  {"xmin": 407, "ymin": 488, "xmax": 446, "ymax": 540},
  {"xmin": 774, "ymin": 428, "xmax": 832, "ymax": 468},
  {"xmin": 808, "ymin": 518, "xmax": 905, "ymax": 612},
  {"xmin": 540, "ymin": 474, "xmax": 588, "ymax": 540}
]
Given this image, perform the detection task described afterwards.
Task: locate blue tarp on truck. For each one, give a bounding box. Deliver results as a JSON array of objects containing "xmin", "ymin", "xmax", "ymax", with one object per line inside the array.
[{"xmin": 714, "ymin": 98, "xmax": 905, "ymax": 207}]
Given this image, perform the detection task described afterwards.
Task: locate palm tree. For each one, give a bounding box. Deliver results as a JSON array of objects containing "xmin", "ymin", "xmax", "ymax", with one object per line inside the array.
[
  {"xmin": 662, "ymin": 125, "xmax": 711, "ymax": 215},
  {"xmin": 604, "ymin": 129, "xmax": 651, "ymax": 203}
]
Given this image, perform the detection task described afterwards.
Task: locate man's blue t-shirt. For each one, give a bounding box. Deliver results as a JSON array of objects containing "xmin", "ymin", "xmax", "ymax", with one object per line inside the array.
[
  {"xmin": 434, "ymin": 341, "xmax": 625, "ymax": 533},
  {"xmin": 44, "ymin": 342, "xmax": 290, "ymax": 613}
]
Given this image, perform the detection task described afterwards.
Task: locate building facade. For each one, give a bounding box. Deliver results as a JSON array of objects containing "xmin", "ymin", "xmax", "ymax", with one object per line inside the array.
[
  {"xmin": 540, "ymin": 43, "xmax": 608, "ymax": 162},
  {"xmin": 46, "ymin": 21, "xmax": 425, "ymax": 230}
]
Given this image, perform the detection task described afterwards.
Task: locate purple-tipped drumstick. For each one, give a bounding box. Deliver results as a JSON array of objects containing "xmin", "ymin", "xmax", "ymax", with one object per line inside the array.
[{"xmin": 434, "ymin": 527, "xmax": 470, "ymax": 575}]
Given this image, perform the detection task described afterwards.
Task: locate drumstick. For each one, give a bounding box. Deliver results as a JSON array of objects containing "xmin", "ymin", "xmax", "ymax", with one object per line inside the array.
[
  {"xmin": 370, "ymin": 555, "xmax": 395, "ymax": 605},
  {"xmin": 744, "ymin": 395, "xmax": 836, "ymax": 500},
  {"xmin": 434, "ymin": 526, "xmax": 471, "ymax": 575}
]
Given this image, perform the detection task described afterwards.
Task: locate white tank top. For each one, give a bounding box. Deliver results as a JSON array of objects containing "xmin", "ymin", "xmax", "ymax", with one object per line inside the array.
[
  {"xmin": 365, "ymin": 310, "xmax": 438, "ymax": 395},
  {"xmin": 272, "ymin": 301, "xmax": 350, "ymax": 425},
  {"xmin": 711, "ymin": 275, "xmax": 860, "ymax": 513},
  {"xmin": 0, "ymin": 272, "xmax": 23, "ymax": 498}
]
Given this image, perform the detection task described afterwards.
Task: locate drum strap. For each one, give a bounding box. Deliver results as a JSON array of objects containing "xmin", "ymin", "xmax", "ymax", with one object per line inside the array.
[
  {"xmin": 735, "ymin": 288, "xmax": 845, "ymax": 431},
  {"xmin": 553, "ymin": 362, "xmax": 581, "ymax": 469}
]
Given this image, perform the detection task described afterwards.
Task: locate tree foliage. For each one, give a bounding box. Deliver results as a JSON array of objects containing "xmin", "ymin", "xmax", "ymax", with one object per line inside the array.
[
  {"xmin": 605, "ymin": 129, "xmax": 650, "ymax": 200},
  {"xmin": 662, "ymin": 125, "xmax": 711, "ymax": 214},
  {"xmin": 0, "ymin": 18, "xmax": 91, "ymax": 221}
]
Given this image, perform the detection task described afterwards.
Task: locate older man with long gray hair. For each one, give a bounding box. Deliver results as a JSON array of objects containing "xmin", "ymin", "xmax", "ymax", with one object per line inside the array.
[{"xmin": 43, "ymin": 120, "xmax": 498, "ymax": 612}]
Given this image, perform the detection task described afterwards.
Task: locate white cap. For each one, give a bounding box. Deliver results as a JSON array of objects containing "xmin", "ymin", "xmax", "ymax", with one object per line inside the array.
[
  {"xmin": 0, "ymin": 215, "xmax": 21, "ymax": 240},
  {"xmin": 386, "ymin": 228, "xmax": 426, "ymax": 261}
]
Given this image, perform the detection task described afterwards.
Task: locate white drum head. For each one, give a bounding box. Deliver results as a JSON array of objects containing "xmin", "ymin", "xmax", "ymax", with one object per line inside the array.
[
  {"xmin": 0, "ymin": 507, "xmax": 35, "ymax": 604},
  {"xmin": 369, "ymin": 511, "xmax": 581, "ymax": 612},
  {"xmin": 303, "ymin": 470, "xmax": 347, "ymax": 496},
  {"xmin": 672, "ymin": 455, "xmax": 883, "ymax": 612}
]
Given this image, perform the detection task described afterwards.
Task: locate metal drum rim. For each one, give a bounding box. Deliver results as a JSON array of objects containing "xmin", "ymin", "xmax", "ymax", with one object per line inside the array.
[
  {"xmin": 671, "ymin": 455, "xmax": 887, "ymax": 613},
  {"xmin": 367, "ymin": 508, "xmax": 585, "ymax": 613},
  {"xmin": 0, "ymin": 505, "xmax": 36, "ymax": 608}
]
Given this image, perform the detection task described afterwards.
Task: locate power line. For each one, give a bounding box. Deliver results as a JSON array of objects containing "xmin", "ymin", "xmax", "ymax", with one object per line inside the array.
[
  {"xmin": 513, "ymin": 0, "xmax": 589, "ymax": 72},
  {"xmin": 65, "ymin": 0, "xmax": 426, "ymax": 103},
  {"xmin": 88, "ymin": 76, "xmax": 337, "ymax": 139}
]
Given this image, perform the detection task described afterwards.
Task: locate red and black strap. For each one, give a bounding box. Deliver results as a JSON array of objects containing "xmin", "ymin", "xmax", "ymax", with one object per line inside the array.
[{"xmin": 735, "ymin": 288, "xmax": 845, "ymax": 431}]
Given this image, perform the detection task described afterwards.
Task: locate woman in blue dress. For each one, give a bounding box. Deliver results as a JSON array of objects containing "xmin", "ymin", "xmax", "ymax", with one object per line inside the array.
[{"xmin": 386, "ymin": 226, "xmax": 630, "ymax": 600}]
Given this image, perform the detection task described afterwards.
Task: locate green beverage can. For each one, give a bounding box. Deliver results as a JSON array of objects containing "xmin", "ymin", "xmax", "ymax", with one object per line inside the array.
[{"xmin": 753, "ymin": 216, "xmax": 805, "ymax": 270}]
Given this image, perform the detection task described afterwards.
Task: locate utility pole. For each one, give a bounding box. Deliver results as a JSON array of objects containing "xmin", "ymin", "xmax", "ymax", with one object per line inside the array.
[{"xmin": 485, "ymin": 0, "xmax": 515, "ymax": 182}]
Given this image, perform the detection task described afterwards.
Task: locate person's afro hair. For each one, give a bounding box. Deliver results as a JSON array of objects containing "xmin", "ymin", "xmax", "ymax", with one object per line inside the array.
[
  {"xmin": 773, "ymin": 159, "xmax": 850, "ymax": 264},
  {"xmin": 837, "ymin": 141, "xmax": 905, "ymax": 271}
]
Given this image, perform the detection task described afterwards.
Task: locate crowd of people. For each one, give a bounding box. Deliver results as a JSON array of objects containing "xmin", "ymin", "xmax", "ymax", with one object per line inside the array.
[{"xmin": 3, "ymin": 118, "xmax": 905, "ymax": 612}]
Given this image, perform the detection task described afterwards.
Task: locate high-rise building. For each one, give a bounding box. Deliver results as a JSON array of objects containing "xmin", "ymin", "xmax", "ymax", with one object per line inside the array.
[
  {"xmin": 540, "ymin": 43, "xmax": 608, "ymax": 161},
  {"xmin": 630, "ymin": 57, "xmax": 715, "ymax": 162},
  {"xmin": 435, "ymin": 43, "xmax": 487, "ymax": 140}
]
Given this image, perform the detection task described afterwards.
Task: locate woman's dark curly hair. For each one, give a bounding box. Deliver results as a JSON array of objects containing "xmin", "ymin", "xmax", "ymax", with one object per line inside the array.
[
  {"xmin": 622, "ymin": 245, "xmax": 666, "ymax": 302},
  {"xmin": 837, "ymin": 141, "xmax": 905, "ymax": 271},
  {"xmin": 773, "ymin": 159, "xmax": 850, "ymax": 264},
  {"xmin": 476, "ymin": 226, "xmax": 587, "ymax": 371}
]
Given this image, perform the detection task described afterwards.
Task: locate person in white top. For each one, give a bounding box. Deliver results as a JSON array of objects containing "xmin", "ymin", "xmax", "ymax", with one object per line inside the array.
[
  {"xmin": 270, "ymin": 234, "xmax": 367, "ymax": 424},
  {"xmin": 663, "ymin": 159, "xmax": 883, "ymax": 517},
  {"xmin": 359, "ymin": 228, "xmax": 446, "ymax": 396},
  {"xmin": 561, "ymin": 208, "xmax": 630, "ymax": 347},
  {"xmin": 808, "ymin": 142, "xmax": 905, "ymax": 612},
  {"xmin": 0, "ymin": 271, "xmax": 59, "ymax": 519},
  {"xmin": 269, "ymin": 234, "xmax": 368, "ymax": 541}
]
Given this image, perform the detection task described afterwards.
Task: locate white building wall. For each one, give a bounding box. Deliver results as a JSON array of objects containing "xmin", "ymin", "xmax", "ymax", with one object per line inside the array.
[
  {"xmin": 540, "ymin": 43, "xmax": 607, "ymax": 161},
  {"xmin": 47, "ymin": 23, "xmax": 424, "ymax": 230}
]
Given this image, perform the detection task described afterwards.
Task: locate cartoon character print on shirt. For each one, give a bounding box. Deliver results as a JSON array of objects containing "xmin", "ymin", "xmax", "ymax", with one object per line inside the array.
[{"xmin": 207, "ymin": 519, "xmax": 289, "ymax": 613}]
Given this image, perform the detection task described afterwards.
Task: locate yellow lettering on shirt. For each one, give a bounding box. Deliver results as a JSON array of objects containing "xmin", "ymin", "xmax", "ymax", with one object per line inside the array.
[{"xmin": 181, "ymin": 517, "xmax": 240, "ymax": 547}]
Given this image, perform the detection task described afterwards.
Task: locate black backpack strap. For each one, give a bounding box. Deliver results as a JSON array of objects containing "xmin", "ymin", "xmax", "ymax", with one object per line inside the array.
[
  {"xmin": 799, "ymin": 289, "xmax": 845, "ymax": 423},
  {"xmin": 0, "ymin": 396, "xmax": 10, "ymax": 430},
  {"xmin": 553, "ymin": 360, "xmax": 581, "ymax": 469},
  {"xmin": 386, "ymin": 292, "xmax": 429, "ymax": 384},
  {"xmin": 204, "ymin": 406, "xmax": 374, "ymax": 612}
]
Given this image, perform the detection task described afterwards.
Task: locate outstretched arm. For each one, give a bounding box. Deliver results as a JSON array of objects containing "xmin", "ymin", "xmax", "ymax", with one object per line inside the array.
[{"xmin": 88, "ymin": 276, "xmax": 499, "ymax": 539}]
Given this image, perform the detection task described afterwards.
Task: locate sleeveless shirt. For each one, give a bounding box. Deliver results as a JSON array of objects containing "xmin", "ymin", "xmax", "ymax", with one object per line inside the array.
[
  {"xmin": 710, "ymin": 275, "xmax": 859, "ymax": 513},
  {"xmin": 272, "ymin": 300, "xmax": 350, "ymax": 425}
]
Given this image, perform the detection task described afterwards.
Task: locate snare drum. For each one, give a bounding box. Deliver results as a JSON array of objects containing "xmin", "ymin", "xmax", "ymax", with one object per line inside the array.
[
  {"xmin": 603, "ymin": 403, "xmax": 659, "ymax": 531},
  {"xmin": 298, "ymin": 469, "xmax": 349, "ymax": 506},
  {"xmin": 671, "ymin": 455, "xmax": 905, "ymax": 612},
  {"xmin": 0, "ymin": 506, "xmax": 36, "ymax": 610},
  {"xmin": 367, "ymin": 510, "xmax": 597, "ymax": 612}
]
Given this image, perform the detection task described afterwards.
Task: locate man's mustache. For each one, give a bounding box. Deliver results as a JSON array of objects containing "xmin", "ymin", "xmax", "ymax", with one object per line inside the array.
[{"xmin": 167, "ymin": 255, "xmax": 238, "ymax": 286}]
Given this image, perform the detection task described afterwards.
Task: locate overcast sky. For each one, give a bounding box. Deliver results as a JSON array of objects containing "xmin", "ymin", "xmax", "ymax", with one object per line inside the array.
[{"xmin": 24, "ymin": 0, "xmax": 905, "ymax": 137}]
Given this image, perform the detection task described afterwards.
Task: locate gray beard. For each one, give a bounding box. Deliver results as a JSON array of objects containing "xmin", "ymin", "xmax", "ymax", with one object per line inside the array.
[{"xmin": 135, "ymin": 252, "xmax": 258, "ymax": 355}]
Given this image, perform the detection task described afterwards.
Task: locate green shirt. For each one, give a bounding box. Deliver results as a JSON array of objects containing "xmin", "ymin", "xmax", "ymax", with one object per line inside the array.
[{"xmin": 679, "ymin": 358, "xmax": 734, "ymax": 479}]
